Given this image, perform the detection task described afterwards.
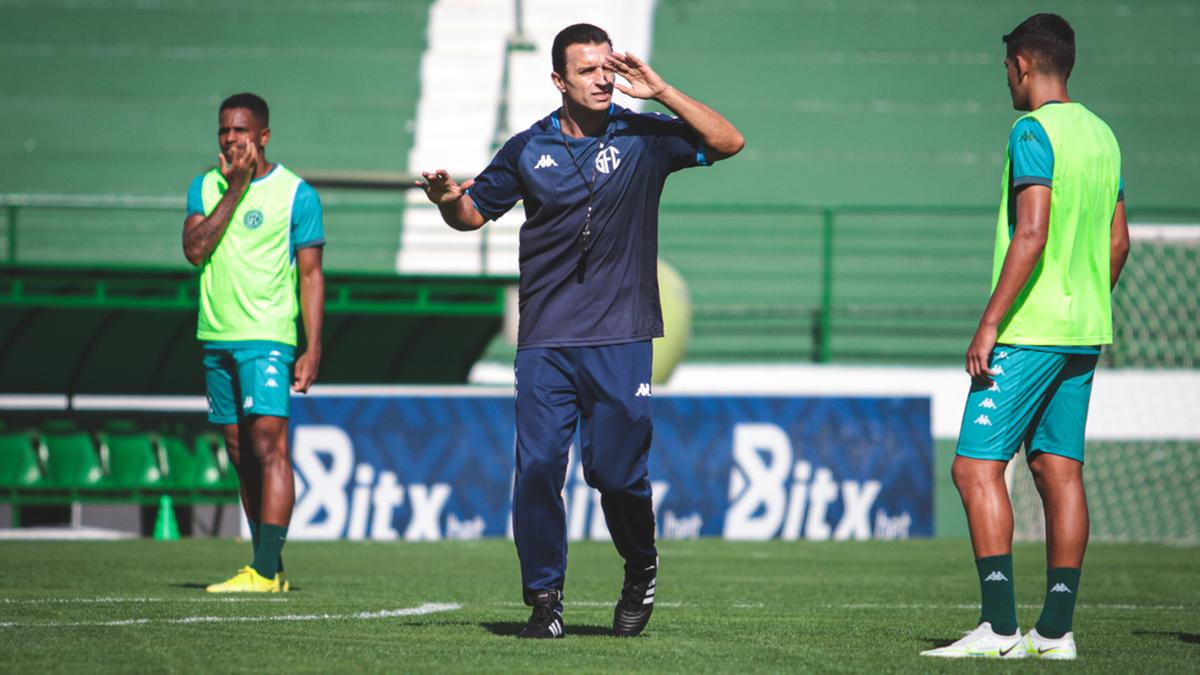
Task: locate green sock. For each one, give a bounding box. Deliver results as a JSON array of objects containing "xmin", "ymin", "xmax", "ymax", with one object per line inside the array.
[
  {"xmin": 252, "ymin": 523, "xmax": 288, "ymax": 580},
  {"xmin": 976, "ymin": 554, "xmax": 1018, "ymax": 635},
  {"xmin": 1035, "ymin": 567, "xmax": 1081, "ymax": 639},
  {"xmin": 247, "ymin": 518, "xmax": 283, "ymax": 573}
]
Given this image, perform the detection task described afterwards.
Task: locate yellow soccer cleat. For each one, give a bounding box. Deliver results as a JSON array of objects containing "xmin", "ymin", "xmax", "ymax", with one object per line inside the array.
[
  {"xmin": 277, "ymin": 571, "xmax": 289, "ymax": 593},
  {"xmin": 206, "ymin": 566, "xmax": 280, "ymax": 593}
]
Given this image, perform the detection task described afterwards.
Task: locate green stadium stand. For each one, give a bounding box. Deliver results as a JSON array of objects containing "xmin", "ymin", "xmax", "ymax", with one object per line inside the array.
[
  {"xmin": 647, "ymin": 1, "xmax": 1200, "ymax": 363},
  {"xmin": 0, "ymin": 1, "xmax": 1196, "ymax": 369},
  {"xmin": 0, "ymin": 0, "xmax": 435, "ymax": 275}
]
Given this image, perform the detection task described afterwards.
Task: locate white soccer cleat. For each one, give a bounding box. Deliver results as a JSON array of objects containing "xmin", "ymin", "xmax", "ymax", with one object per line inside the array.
[
  {"xmin": 920, "ymin": 622, "xmax": 1025, "ymax": 658},
  {"xmin": 1024, "ymin": 628, "xmax": 1077, "ymax": 660}
]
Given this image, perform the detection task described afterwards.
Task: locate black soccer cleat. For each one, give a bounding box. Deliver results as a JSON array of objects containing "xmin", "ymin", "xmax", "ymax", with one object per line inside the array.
[
  {"xmin": 517, "ymin": 589, "xmax": 565, "ymax": 639},
  {"xmin": 613, "ymin": 565, "xmax": 656, "ymax": 637}
]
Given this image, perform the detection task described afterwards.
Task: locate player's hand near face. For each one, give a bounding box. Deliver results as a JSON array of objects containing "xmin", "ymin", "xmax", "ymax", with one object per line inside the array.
[
  {"xmin": 966, "ymin": 322, "xmax": 997, "ymax": 381},
  {"xmin": 605, "ymin": 52, "xmax": 669, "ymax": 100},
  {"xmin": 418, "ymin": 170, "xmax": 474, "ymax": 205},
  {"xmin": 219, "ymin": 141, "xmax": 258, "ymax": 185}
]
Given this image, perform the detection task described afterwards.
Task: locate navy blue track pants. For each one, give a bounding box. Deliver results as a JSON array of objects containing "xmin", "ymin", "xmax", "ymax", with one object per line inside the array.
[{"xmin": 513, "ymin": 341, "xmax": 658, "ymax": 600}]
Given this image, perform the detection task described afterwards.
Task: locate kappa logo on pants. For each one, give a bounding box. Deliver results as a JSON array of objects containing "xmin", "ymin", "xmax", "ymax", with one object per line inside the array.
[{"xmin": 635, "ymin": 383, "xmax": 652, "ymax": 397}]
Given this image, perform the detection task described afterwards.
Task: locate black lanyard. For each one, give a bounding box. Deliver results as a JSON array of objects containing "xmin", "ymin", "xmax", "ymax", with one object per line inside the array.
[{"xmin": 560, "ymin": 118, "xmax": 612, "ymax": 254}]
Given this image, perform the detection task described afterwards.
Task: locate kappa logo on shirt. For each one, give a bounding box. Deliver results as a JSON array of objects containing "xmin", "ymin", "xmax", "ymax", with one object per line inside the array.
[
  {"xmin": 595, "ymin": 145, "xmax": 621, "ymax": 174},
  {"xmin": 533, "ymin": 154, "xmax": 558, "ymax": 169}
]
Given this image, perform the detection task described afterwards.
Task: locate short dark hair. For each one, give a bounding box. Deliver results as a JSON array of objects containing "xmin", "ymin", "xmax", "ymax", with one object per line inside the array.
[
  {"xmin": 1003, "ymin": 13, "xmax": 1075, "ymax": 79},
  {"xmin": 551, "ymin": 23, "xmax": 612, "ymax": 75},
  {"xmin": 219, "ymin": 92, "xmax": 270, "ymax": 127}
]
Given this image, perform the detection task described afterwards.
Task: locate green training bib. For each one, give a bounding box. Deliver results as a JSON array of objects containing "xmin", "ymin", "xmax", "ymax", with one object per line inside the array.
[
  {"xmin": 993, "ymin": 103, "xmax": 1121, "ymax": 346},
  {"xmin": 196, "ymin": 165, "xmax": 304, "ymax": 345}
]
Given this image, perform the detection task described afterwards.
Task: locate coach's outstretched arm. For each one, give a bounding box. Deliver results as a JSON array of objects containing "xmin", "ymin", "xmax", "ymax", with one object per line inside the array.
[
  {"xmin": 605, "ymin": 52, "xmax": 744, "ymax": 161},
  {"xmin": 418, "ymin": 171, "xmax": 485, "ymax": 231}
]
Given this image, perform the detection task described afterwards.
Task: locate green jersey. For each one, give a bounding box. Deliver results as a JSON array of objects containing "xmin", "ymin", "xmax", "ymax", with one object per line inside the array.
[
  {"xmin": 993, "ymin": 102, "xmax": 1121, "ymax": 346},
  {"xmin": 188, "ymin": 164, "xmax": 325, "ymax": 346}
]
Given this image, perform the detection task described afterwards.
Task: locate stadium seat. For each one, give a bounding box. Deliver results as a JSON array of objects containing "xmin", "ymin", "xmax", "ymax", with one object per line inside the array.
[
  {"xmin": 96, "ymin": 423, "xmax": 164, "ymax": 495},
  {"xmin": 0, "ymin": 428, "xmax": 43, "ymax": 489},
  {"xmin": 40, "ymin": 421, "xmax": 106, "ymax": 490},
  {"xmin": 162, "ymin": 435, "xmax": 223, "ymax": 491},
  {"xmin": 196, "ymin": 433, "xmax": 240, "ymax": 491}
]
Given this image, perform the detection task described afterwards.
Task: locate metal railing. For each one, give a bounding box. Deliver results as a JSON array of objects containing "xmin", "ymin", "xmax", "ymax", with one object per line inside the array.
[{"xmin": 2, "ymin": 194, "xmax": 1196, "ymax": 364}]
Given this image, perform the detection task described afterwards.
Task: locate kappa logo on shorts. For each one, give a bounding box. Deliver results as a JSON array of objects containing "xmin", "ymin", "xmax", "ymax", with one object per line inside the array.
[
  {"xmin": 266, "ymin": 365, "xmax": 278, "ymax": 375},
  {"xmin": 988, "ymin": 381, "xmax": 1001, "ymax": 392},
  {"xmin": 243, "ymin": 396, "xmax": 254, "ymax": 409},
  {"xmin": 979, "ymin": 398, "xmax": 997, "ymax": 409},
  {"xmin": 266, "ymin": 379, "xmax": 278, "ymax": 389},
  {"xmin": 991, "ymin": 365, "xmax": 1005, "ymax": 376},
  {"xmin": 996, "ymin": 350, "xmax": 1009, "ymax": 360},
  {"xmin": 973, "ymin": 414, "xmax": 993, "ymax": 426},
  {"xmin": 243, "ymin": 209, "xmax": 264, "ymax": 229},
  {"xmin": 635, "ymin": 383, "xmax": 652, "ymax": 397},
  {"xmin": 533, "ymin": 154, "xmax": 558, "ymax": 169}
]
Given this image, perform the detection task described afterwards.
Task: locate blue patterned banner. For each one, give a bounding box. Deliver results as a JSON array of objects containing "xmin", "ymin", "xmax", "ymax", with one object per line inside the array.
[{"xmin": 288, "ymin": 394, "xmax": 931, "ymax": 541}]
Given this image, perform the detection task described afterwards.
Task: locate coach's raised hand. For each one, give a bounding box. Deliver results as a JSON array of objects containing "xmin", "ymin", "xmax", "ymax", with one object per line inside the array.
[
  {"xmin": 605, "ymin": 51, "xmax": 669, "ymax": 100},
  {"xmin": 418, "ymin": 170, "xmax": 484, "ymax": 231},
  {"xmin": 607, "ymin": 51, "xmax": 744, "ymax": 161}
]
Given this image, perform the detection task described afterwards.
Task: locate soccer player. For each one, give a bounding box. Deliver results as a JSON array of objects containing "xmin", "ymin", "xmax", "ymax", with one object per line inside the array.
[
  {"xmin": 418, "ymin": 24, "xmax": 743, "ymax": 638},
  {"xmin": 921, "ymin": 14, "xmax": 1128, "ymax": 659},
  {"xmin": 183, "ymin": 93, "xmax": 326, "ymax": 593}
]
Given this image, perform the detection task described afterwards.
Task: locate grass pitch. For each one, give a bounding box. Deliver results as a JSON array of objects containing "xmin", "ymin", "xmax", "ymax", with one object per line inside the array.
[{"xmin": 0, "ymin": 538, "xmax": 1195, "ymax": 673}]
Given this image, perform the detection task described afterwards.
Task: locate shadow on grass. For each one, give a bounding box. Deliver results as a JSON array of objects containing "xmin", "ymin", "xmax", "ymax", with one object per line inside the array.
[
  {"xmin": 1132, "ymin": 630, "xmax": 1200, "ymax": 645},
  {"xmin": 920, "ymin": 637, "xmax": 959, "ymax": 649},
  {"xmin": 482, "ymin": 621, "xmax": 618, "ymax": 638}
]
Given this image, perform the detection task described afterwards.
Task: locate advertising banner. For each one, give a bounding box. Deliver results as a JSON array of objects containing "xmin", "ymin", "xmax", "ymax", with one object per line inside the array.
[{"xmin": 288, "ymin": 394, "xmax": 931, "ymax": 541}]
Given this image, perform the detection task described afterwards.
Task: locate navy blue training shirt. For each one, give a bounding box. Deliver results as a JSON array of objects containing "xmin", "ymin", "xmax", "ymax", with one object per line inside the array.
[{"xmin": 468, "ymin": 104, "xmax": 708, "ymax": 349}]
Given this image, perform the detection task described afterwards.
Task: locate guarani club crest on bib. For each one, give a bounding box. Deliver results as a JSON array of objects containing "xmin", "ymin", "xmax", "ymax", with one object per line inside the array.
[{"xmin": 243, "ymin": 209, "xmax": 265, "ymax": 229}]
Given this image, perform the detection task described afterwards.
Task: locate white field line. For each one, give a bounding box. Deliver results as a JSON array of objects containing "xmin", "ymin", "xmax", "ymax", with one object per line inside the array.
[
  {"xmin": 0, "ymin": 597, "xmax": 288, "ymax": 605},
  {"xmin": 0, "ymin": 601, "xmax": 460, "ymax": 629},
  {"xmin": 832, "ymin": 603, "xmax": 1191, "ymax": 611}
]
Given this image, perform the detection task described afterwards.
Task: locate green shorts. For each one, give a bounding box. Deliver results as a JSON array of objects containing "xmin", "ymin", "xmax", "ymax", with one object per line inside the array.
[
  {"xmin": 955, "ymin": 345, "xmax": 1098, "ymax": 463},
  {"xmin": 203, "ymin": 341, "xmax": 295, "ymax": 424}
]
